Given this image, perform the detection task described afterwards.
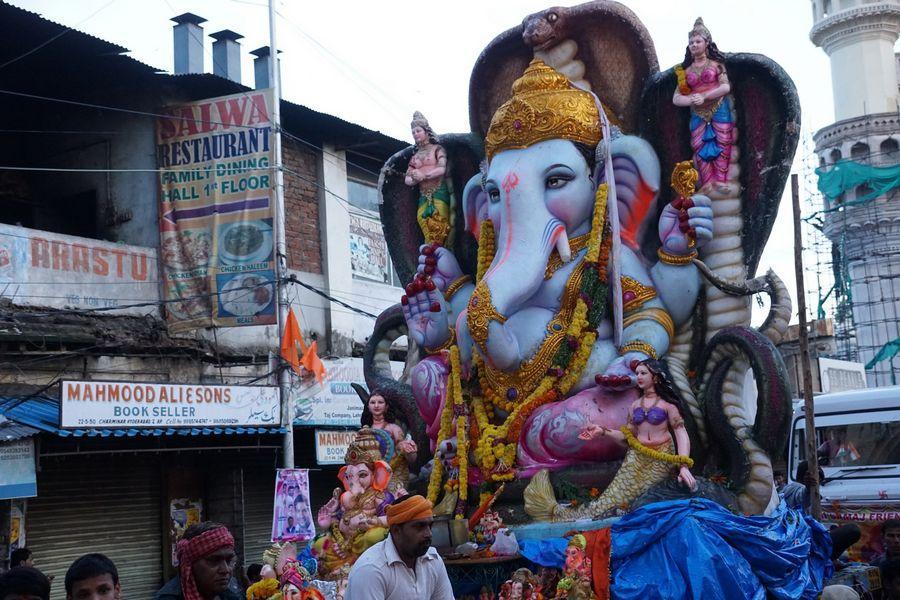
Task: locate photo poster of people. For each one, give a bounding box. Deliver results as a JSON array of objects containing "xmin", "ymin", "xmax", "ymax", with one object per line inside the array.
[{"xmin": 272, "ymin": 468, "xmax": 315, "ymax": 543}]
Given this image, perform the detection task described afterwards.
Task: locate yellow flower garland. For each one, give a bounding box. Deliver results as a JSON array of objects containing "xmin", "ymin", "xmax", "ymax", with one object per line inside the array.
[
  {"xmin": 427, "ymin": 367, "xmax": 456, "ymax": 503},
  {"xmin": 450, "ymin": 345, "xmax": 469, "ymax": 507},
  {"xmin": 471, "ymin": 184, "xmax": 609, "ymax": 482},
  {"xmin": 621, "ymin": 426, "xmax": 694, "ymax": 468},
  {"xmin": 476, "ymin": 220, "xmax": 495, "ymax": 282},
  {"xmin": 674, "ymin": 64, "xmax": 690, "ymax": 95}
]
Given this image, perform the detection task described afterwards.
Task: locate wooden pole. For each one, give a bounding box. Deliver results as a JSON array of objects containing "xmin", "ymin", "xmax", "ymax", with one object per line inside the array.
[{"xmin": 792, "ymin": 173, "xmax": 821, "ymax": 519}]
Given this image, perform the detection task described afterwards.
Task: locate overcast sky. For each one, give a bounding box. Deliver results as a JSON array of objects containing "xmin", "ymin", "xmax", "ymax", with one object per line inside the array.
[{"xmin": 11, "ymin": 0, "xmax": 877, "ymax": 325}]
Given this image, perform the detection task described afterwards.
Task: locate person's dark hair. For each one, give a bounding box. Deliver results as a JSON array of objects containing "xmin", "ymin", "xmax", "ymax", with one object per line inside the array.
[
  {"xmin": 795, "ymin": 460, "xmax": 825, "ymax": 483},
  {"xmin": 883, "ymin": 519, "xmax": 900, "ymax": 534},
  {"xmin": 0, "ymin": 567, "xmax": 51, "ymax": 600},
  {"xmin": 681, "ymin": 37, "xmax": 727, "ymax": 68},
  {"xmin": 639, "ymin": 359, "xmax": 685, "ymax": 415},
  {"xmin": 64, "ymin": 553, "xmax": 119, "ymax": 594},
  {"xmin": 9, "ymin": 547, "xmax": 32, "ymax": 567},
  {"xmin": 360, "ymin": 391, "xmax": 402, "ymax": 428},
  {"xmin": 182, "ymin": 521, "xmax": 227, "ymax": 540},
  {"xmin": 246, "ymin": 563, "xmax": 263, "ymax": 583}
]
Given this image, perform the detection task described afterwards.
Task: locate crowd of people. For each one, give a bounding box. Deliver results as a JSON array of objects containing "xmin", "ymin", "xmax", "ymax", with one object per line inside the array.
[{"xmin": 0, "ymin": 494, "xmax": 448, "ymax": 600}]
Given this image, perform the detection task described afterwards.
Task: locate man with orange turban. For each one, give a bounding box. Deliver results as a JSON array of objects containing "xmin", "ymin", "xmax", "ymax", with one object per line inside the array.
[{"xmin": 344, "ymin": 495, "xmax": 453, "ymax": 599}]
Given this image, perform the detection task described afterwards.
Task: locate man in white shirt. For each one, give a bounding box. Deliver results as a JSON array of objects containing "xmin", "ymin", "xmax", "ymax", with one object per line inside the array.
[{"xmin": 345, "ymin": 495, "xmax": 454, "ymax": 600}]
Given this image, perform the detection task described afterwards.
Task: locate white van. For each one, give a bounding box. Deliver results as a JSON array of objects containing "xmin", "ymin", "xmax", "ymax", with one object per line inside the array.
[{"xmin": 788, "ymin": 386, "xmax": 900, "ymax": 561}]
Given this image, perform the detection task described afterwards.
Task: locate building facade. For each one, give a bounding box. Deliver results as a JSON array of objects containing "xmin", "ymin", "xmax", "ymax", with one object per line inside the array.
[
  {"xmin": 810, "ymin": 0, "xmax": 900, "ymax": 386},
  {"xmin": 0, "ymin": 3, "xmax": 408, "ymax": 595}
]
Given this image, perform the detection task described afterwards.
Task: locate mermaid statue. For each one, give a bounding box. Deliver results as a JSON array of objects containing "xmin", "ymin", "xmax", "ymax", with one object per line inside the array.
[
  {"xmin": 405, "ymin": 111, "xmax": 453, "ymax": 246},
  {"xmin": 672, "ymin": 18, "xmax": 734, "ymax": 191},
  {"xmin": 525, "ymin": 359, "xmax": 696, "ymax": 521}
]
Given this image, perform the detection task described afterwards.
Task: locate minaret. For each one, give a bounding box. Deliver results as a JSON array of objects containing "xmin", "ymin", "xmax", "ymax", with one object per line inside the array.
[
  {"xmin": 811, "ymin": 1, "xmax": 900, "ymax": 121},
  {"xmin": 810, "ymin": 0, "xmax": 900, "ymax": 386}
]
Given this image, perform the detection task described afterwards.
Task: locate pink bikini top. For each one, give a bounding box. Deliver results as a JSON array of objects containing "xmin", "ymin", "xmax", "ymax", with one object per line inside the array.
[{"xmin": 685, "ymin": 67, "xmax": 719, "ymax": 89}]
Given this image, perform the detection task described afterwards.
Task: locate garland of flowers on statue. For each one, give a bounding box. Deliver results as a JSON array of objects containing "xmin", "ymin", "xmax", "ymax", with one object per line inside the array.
[
  {"xmin": 674, "ymin": 64, "xmax": 690, "ymax": 95},
  {"xmin": 470, "ymin": 183, "xmax": 612, "ymax": 482},
  {"xmin": 426, "ymin": 366, "xmax": 455, "ymax": 503},
  {"xmin": 621, "ymin": 426, "xmax": 695, "ymax": 467}
]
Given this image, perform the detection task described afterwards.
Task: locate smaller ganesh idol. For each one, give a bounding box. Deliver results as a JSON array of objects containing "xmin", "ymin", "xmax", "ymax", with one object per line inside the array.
[
  {"xmin": 404, "ymin": 111, "xmax": 453, "ymax": 246},
  {"xmin": 672, "ymin": 17, "xmax": 733, "ymax": 192},
  {"xmin": 554, "ymin": 535, "xmax": 594, "ymax": 600},
  {"xmin": 312, "ymin": 428, "xmax": 394, "ymax": 592},
  {"xmin": 498, "ymin": 568, "xmax": 540, "ymax": 600},
  {"xmin": 351, "ymin": 383, "xmax": 417, "ymax": 493}
]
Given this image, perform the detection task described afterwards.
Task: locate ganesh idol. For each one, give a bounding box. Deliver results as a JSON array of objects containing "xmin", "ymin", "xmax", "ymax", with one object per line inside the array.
[{"xmin": 366, "ymin": 2, "xmax": 798, "ymax": 521}]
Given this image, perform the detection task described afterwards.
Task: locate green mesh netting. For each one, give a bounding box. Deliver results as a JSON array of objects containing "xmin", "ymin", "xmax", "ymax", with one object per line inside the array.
[
  {"xmin": 815, "ymin": 160, "xmax": 900, "ymax": 205},
  {"xmin": 865, "ymin": 338, "xmax": 900, "ymax": 370}
]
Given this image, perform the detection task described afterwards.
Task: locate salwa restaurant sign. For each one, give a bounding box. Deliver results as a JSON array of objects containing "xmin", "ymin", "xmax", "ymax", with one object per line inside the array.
[{"xmin": 61, "ymin": 380, "xmax": 279, "ymax": 429}]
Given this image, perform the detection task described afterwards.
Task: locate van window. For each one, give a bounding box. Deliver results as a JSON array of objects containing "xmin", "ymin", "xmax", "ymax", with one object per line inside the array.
[{"xmin": 791, "ymin": 412, "xmax": 900, "ymax": 479}]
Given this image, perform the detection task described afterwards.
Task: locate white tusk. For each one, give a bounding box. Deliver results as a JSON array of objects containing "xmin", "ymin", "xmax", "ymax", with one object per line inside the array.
[{"xmin": 555, "ymin": 229, "xmax": 571, "ymax": 263}]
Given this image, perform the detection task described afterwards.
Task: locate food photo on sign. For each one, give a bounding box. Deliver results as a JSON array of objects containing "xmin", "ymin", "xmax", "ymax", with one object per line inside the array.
[{"xmin": 272, "ymin": 469, "xmax": 315, "ymax": 543}]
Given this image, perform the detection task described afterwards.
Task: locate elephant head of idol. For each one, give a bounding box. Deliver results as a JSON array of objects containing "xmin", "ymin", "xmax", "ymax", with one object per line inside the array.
[{"xmin": 465, "ymin": 59, "xmax": 603, "ymax": 368}]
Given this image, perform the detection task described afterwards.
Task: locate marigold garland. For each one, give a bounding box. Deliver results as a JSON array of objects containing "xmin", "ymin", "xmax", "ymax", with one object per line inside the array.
[
  {"xmin": 674, "ymin": 64, "xmax": 690, "ymax": 95},
  {"xmin": 471, "ymin": 184, "xmax": 610, "ymax": 482},
  {"xmin": 450, "ymin": 345, "xmax": 469, "ymax": 509},
  {"xmin": 476, "ymin": 220, "xmax": 495, "ymax": 282},
  {"xmin": 427, "ymin": 367, "xmax": 456, "ymax": 503},
  {"xmin": 621, "ymin": 426, "xmax": 694, "ymax": 468}
]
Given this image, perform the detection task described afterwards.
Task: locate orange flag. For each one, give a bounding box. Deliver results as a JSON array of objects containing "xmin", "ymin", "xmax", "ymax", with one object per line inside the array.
[
  {"xmin": 301, "ymin": 340, "xmax": 327, "ymax": 384},
  {"xmin": 280, "ymin": 307, "xmax": 327, "ymax": 383}
]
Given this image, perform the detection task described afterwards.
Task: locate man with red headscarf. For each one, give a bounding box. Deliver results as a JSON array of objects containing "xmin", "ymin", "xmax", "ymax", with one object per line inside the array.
[
  {"xmin": 345, "ymin": 495, "xmax": 453, "ymax": 600},
  {"xmin": 155, "ymin": 522, "xmax": 243, "ymax": 600}
]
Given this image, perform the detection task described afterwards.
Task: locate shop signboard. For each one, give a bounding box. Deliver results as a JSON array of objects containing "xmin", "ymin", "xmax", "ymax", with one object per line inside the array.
[
  {"xmin": 60, "ymin": 380, "xmax": 279, "ymax": 429},
  {"xmin": 818, "ymin": 357, "xmax": 867, "ymax": 393},
  {"xmin": 0, "ymin": 223, "xmax": 158, "ymax": 316},
  {"xmin": 271, "ymin": 469, "xmax": 315, "ymax": 543},
  {"xmin": 156, "ymin": 89, "xmax": 277, "ymax": 331},
  {"xmin": 314, "ymin": 429, "xmax": 356, "ymax": 465},
  {"xmin": 292, "ymin": 357, "xmax": 405, "ymax": 426},
  {"xmin": 0, "ymin": 439, "xmax": 36, "ymax": 500}
]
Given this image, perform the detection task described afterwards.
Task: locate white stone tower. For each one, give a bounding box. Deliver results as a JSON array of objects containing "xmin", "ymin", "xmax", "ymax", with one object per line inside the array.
[{"xmin": 811, "ymin": 0, "xmax": 900, "ymax": 386}]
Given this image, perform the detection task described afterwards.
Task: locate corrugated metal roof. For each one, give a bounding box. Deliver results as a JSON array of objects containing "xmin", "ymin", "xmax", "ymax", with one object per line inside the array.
[
  {"xmin": 0, "ymin": 415, "xmax": 39, "ymax": 440},
  {"xmin": 0, "ymin": 396, "xmax": 287, "ymax": 438}
]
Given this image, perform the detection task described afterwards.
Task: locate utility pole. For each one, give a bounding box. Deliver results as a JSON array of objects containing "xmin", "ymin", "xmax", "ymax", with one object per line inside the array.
[
  {"xmin": 792, "ymin": 173, "xmax": 821, "ymax": 520},
  {"xmin": 269, "ymin": 0, "xmax": 293, "ymax": 468}
]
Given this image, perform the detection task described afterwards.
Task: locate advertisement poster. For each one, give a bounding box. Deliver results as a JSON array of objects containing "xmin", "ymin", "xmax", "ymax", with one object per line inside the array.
[
  {"xmin": 818, "ymin": 357, "xmax": 867, "ymax": 393},
  {"xmin": 292, "ymin": 357, "xmax": 405, "ymax": 426},
  {"xmin": 169, "ymin": 498, "xmax": 203, "ymax": 566},
  {"xmin": 271, "ymin": 469, "xmax": 314, "ymax": 543},
  {"xmin": 9, "ymin": 500, "xmax": 25, "ymax": 557},
  {"xmin": 0, "ymin": 223, "xmax": 159, "ymax": 316},
  {"xmin": 60, "ymin": 380, "xmax": 279, "ymax": 429},
  {"xmin": 821, "ymin": 506, "xmax": 899, "ymax": 562},
  {"xmin": 314, "ymin": 429, "xmax": 356, "ymax": 465},
  {"xmin": 156, "ymin": 89, "xmax": 277, "ymax": 331},
  {"xmin": 349, "ymin": 213, "xmax": 390, "ymax": 283},
  {"xmin": 0, "ymin": 439, "xmax": 36, "ymax": 500}
]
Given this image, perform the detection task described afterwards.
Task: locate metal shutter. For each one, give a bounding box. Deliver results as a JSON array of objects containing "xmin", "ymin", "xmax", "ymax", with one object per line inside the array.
[
  {"xmin": 241, "ymin": 464, "xmax": 276, "ymax": 567},
  {"xmin": 26, "ymin": 456, "xmax": 162, "ymax": 600}
]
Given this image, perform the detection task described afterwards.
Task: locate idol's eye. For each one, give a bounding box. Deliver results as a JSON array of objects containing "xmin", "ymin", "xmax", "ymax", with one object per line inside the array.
[
  {"xmin": 546, "ymin": 175, "xmax": 570, "ymax": 189},
  {"xmin": 486, "ymin": 186, "xmax": 500, "ymax": 202},
  {"xmin": 547, "ymin": 12, "xmax": 558, "ymax": 22}
]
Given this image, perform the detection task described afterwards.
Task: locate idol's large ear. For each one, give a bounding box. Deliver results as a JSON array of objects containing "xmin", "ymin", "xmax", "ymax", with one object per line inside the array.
[
  {"xmin": 469, "ymin": 1, "xmax": 659, "ymax": 138},
  {"xmin": 378, "ymin": 133, "xmax": 484, "ymax": 285},
  {"xmin": 371, "ymin": 460, "xmax": 393, "ymax": 492},
  {"xmin": 462, "ymin": 173, "xmax": 489, "ymax": 241},
  {"xmin": 638, "ymin": 53, "xmax": 800, "ymax": 277}
]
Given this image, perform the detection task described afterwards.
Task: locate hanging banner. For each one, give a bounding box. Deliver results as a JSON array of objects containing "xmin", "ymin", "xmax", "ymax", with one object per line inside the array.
[
  {"xmin": 60, "ymin": 380, "xmax": 280, "ymax": 428},
  {"xmin": 9, "ymin": 500, "xmax": 25, "ymax": 557},
  {"xmin": 271, "ymin": 469, "xmax": 315, "ymax": 543},
  {"xmin": 0, "ymin": 440, "xmax": 36, "ymax": 500},
  {"xmin": 156, "ymin": 89, "xmax": 277, "ymax": 332},
  {"xmin": 292, "ymin": 357, "xmax": 406, "ymax": 426},
  {"xmin": 169, "ymin": 498, "xmax": 203, "ymax": 566}
]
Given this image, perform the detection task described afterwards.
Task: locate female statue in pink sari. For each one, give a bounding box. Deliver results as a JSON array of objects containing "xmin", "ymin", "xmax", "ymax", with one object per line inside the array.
[{"xmin": 672, "ymin": 18, "xmax": 733, "ymax": 191}]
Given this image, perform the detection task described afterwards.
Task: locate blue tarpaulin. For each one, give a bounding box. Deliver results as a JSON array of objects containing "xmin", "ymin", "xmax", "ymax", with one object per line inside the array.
[
  {"xmin": 519, "ymin": 499, "xmax": 832, "ymax": 600},
  {"xmin": 610, "ymin": 499, "xmax": 832, "ymax": 600}
]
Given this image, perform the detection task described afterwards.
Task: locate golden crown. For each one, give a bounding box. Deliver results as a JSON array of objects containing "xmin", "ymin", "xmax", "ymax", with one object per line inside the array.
[
  {"xmin": 568, "ymin": 533, "xmax": 588, "ymax": 551},
  {"xmin": 484, "ymin": 59, "xmax": 601, "ymax": 161},
  {"xmin": 344, "ymin": 427, "xmax": 384, "ymax": 465}
]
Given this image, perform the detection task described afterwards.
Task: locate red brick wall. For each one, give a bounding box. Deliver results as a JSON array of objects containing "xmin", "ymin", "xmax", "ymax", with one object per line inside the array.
[{"xmin": 282, "ymin": 138, "xmax": 322, "ymax": 274}]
